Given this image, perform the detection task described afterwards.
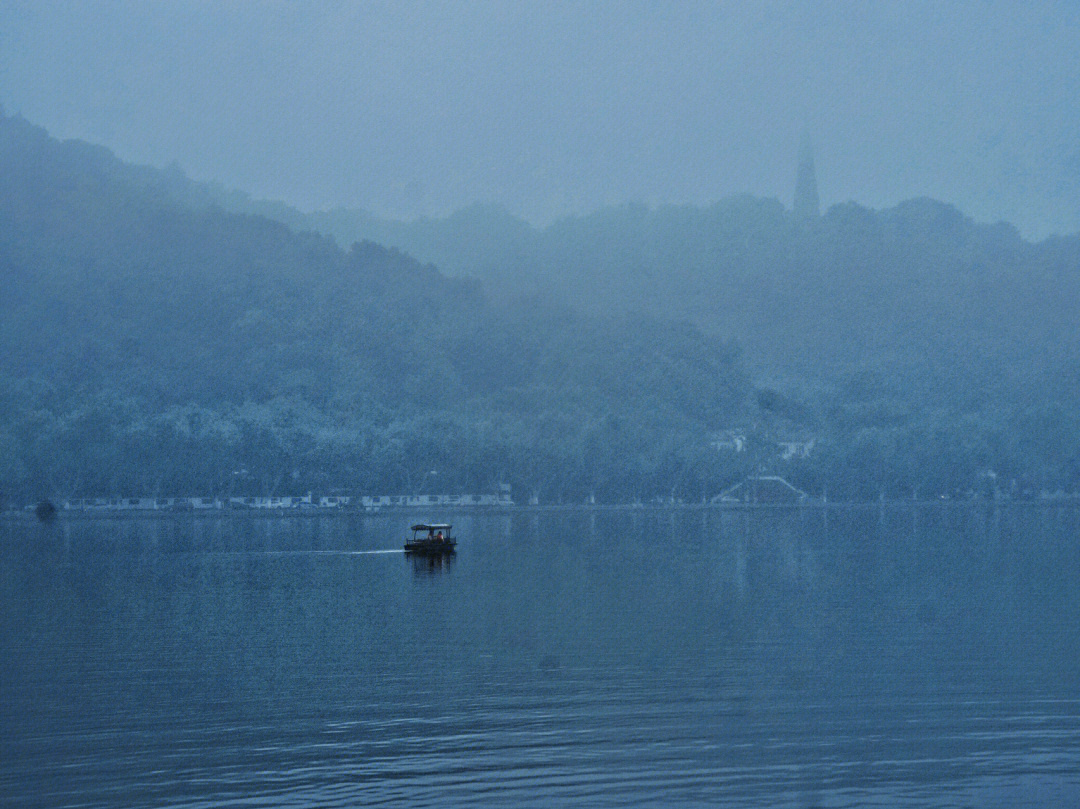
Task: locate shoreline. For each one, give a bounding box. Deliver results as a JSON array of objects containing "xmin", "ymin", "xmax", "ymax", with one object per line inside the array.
[{"xmin": 3, "ymin": 498, "xmax": 1079, "ymax": 521}]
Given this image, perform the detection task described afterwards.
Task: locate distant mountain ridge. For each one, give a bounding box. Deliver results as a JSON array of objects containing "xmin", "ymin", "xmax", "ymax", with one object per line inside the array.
[
  {"xmin": 2, "ymin": 111, "xmax": 1078, "ymax": 503},
  {"xmin": 105, "ymin": 138, "xmax": 1080, "ymax": 403},
  {"xmin": 0, "ymin": 112, "xmax": 752, "ymax": 504}
]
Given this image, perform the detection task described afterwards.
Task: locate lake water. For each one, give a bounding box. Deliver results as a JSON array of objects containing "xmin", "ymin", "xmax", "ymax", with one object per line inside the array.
[{"xmin": 2, "ymin": 506, "xmax": 1079, "ymax": 807}]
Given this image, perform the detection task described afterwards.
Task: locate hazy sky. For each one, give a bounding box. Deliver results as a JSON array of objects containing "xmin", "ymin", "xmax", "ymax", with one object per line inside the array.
[{"xmin": 2, "ymin": 1, "xmax": 1079, "ymax": 236}]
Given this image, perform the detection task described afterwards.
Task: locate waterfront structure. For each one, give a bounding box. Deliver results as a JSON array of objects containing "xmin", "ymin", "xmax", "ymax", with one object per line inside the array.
[
  {"xmin": 713, "ymin": 475, "xmax": 809, "ymax": 504},
  {"xmin": 778, "ymin": 439, "xmax": 815, "ymax": 460},
  {"xmin": 709, "ymin": 430, "xmax": 747, "ymax": 452},
  {"xmin": 58, "ymin": 490, "xmax": 513, "ymax": 512}
]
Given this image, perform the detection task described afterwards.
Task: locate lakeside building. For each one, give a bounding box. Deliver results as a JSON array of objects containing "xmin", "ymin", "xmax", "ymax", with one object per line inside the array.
[
  {"xmin": 778, "ymin": 439, "xmax": 815, "ymax": 460},
  {"xmin": 708, "ymin": 428, "xmax": 815, "ymax": 461},
  {"xmin": 229, "ymin": 495, "xmax": 314, "ymax": 509},
  {"xmin": 709, "ymin": 430, "xmax": 747, "ymax": 452},
  {"xmin": 63, "ymin": 497, "xmax": 223, "ymax": 511},
  {"xmin": 59, "ymin": 491, "xmax": 514, "ymax": 512}
]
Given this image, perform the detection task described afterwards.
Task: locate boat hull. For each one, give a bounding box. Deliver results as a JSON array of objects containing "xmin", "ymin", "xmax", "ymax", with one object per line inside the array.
[{"xmin": 404, "ymin": 539, "xmax": 457, "ymax": 555}]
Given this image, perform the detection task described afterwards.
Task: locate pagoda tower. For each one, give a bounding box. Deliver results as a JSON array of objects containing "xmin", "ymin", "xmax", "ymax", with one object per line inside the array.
[{"xmin": 793, "ymin": 133, "xmax": 819, "ymax": 223}]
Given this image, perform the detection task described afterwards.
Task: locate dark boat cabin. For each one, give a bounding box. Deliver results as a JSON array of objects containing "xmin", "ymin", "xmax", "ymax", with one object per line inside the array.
[{"xmin": 404, "ymin": 523, "xmax": 456, "ymax": 554}]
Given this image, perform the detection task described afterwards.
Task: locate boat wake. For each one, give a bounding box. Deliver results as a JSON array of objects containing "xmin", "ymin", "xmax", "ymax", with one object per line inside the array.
[
  {"xmin": 191, "ymin": 549, "xmax": 405, "ymax": 557},
  {"xmin": 348, "ymin": 549, "xmax": 406, "ymax": 555}
]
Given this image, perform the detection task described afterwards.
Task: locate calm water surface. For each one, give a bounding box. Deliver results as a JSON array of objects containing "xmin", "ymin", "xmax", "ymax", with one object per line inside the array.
[{"xmin": 2, "ymin": 507, "xmax": 1079, "ymax": 807}]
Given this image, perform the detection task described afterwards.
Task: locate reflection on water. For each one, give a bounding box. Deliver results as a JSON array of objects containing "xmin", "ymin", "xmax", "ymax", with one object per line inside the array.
[
  {"xmin": 411, "ymin": 551, "xmax": 455, "ymax": 576},
  {"xmin": 1, "ymin": 506, "xmax": 1079, "ymax": 807}
]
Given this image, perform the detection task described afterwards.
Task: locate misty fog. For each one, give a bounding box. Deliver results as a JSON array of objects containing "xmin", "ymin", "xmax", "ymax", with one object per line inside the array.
[
  {"xmin": 3, "ymin": 5, "xmax": 1080, "ymax": 805},
  {"xmin": 3, "ymin": 1, "xmax": 1079, "ymax": 237}
]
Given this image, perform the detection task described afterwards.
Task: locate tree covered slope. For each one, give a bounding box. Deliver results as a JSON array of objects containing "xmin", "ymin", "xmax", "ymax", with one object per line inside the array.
[
  {"xmin": 218, "ymin": 183, "xmax": 1080, "ymax": 498},
  {"xmin": 3, "ymin": 111, "xmax": 1078, "ymax": 504},
  {"xmin": 0, "ymin": 113, "xmax": 751, "ymax": 503}
]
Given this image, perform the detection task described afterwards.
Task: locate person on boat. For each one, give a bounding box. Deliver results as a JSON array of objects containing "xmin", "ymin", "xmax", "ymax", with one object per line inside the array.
[{"xmin": 435, "ymin": 530, "xmax": 444, "ymax": 543}]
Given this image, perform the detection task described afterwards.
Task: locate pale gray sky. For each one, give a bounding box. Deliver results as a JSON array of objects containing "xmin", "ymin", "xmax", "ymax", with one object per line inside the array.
[{"xmin": 2, "ymin": 0, "xmax": 1078, "ymax": 236}]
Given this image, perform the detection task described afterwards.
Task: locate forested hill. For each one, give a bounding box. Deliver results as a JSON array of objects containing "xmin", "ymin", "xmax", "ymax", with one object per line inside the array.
[
  {"xmin": 193, "ymin": 175, "xmax": 1080, "ymax": 499},
  {"xmin": 0, "ymin": 112, "xmax": 751, "ymax": 504},
  {"xmin": 3, "ymin": 111, "xmax": 1079, "ymax": 504},
  {"xmin": 217, "ymin": 196, "xmax": 1080, "ymax": 392},
  {"xmin": 139, "ymin": 159, "xmax": 1080, "ymax": 414}
]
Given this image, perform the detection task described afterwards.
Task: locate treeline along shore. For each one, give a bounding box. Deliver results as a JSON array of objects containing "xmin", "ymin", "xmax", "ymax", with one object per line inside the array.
[
  {"xmin": 2, "ymin": 111, "xmax": 1079, "ymax": 508},
  {"xmin": 6, "ymin": 494, "xmax": 1080, "ymax": 523}
]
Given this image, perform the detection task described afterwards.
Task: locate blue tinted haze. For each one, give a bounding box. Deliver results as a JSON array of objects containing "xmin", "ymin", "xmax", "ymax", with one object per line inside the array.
[{"xmin": 1, "ymin": 1, "xmax": 1078, "ymax": 236}]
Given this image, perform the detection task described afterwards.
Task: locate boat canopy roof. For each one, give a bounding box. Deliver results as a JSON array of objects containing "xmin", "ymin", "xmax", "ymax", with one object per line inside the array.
[{"xmin": 412, "ymin": 523, "xmax": 452, "ymax": 531}]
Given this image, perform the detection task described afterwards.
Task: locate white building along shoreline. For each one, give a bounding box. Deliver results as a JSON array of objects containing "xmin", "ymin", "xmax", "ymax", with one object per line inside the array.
[{"xmin": 59, "ymin": 490, "xmax": 514, "ymax": 513}]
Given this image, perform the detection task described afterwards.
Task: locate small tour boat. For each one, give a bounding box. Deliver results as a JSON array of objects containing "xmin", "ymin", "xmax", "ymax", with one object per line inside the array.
[{"xmin": 404, "ymin": 523, "xmax": 456, "ymax": 555}]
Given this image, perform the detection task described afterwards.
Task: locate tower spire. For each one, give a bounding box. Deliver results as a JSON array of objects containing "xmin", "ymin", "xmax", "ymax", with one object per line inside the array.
[{"xmin": 793, "ymin": 132, "xmax": 819, "ymax": 222}]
